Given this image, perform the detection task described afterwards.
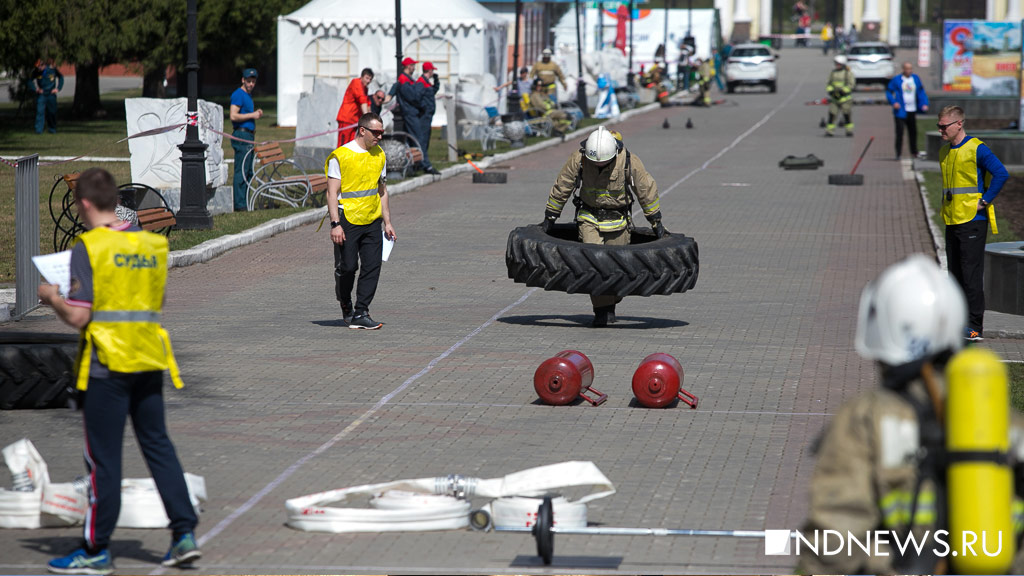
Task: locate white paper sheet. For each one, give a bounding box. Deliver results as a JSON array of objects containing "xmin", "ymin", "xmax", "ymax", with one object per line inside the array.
[
  {"xmin": 382, "ymin": 232, "xmax": 395, "ymax": 262},
  {"xmin": 32, "ymin": 251, "xmax": 72, "ymax": 297}
]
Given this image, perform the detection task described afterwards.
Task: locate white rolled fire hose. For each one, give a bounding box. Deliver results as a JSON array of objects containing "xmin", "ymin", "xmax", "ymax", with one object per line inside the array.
[{"xmin": 285, "ymin": 460, "xmax": 615, "ymax": 533}]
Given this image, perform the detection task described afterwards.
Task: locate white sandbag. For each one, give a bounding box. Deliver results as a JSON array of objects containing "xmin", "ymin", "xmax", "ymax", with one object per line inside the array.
[
  {"xmin": 40, "ymin": 480, "xmax": 89, "ymax": 526},
  {"xmin": 0, "ymin": 439, "xmax": 51, "ymax": 529},
  {"xmin": 116, "ymin": 473, "xmax": 206, "ymax": 529},
  {"xmin": 0, "ymin": 489, "xmax": 44, "ymax": 529}
]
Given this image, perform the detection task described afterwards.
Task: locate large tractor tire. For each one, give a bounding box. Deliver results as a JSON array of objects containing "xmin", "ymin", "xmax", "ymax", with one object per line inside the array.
[
  {"xmin": 506, "ymin": 223, "xmax": 699, "ymax": 297},
  {"xmin": 0, "ymin": 332, "xmax": 78, "ymax": 410}
]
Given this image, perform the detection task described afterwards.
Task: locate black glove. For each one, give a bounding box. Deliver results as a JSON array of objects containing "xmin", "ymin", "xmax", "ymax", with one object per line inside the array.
[
  {"xmin": 541, "ymin": 210, "xmax": 559, "ymax": 233},
  {"xmin": 647, "ymin": 212, "xmax": 666, "ymax": 238},
  {"xmin": 652, "ymin": 220, "xmax": 666, "ymax": 238},
  {"xmin": 432, "ymin": 73, "xmax": 440, "ymax": 87}
]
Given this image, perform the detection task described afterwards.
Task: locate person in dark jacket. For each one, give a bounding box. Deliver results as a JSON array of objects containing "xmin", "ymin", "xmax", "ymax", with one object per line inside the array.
[
  {"xmin": 886, "ymin": 62, "xmax": 930, "ymax": 159},
  {"xmin": 30, "ymin": 58, "xmax": 63, "ymax": 134},
  {"xmin": 415, "ymin": 61, "xmax": 441, "ymax": 175},
  {"xmin": 389, "ymin": 58, "xmax": 438, "ymax": 176}
]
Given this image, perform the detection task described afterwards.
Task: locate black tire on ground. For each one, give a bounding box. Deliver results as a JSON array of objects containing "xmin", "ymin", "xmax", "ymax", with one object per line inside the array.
[
  {"xmin": 828, "ymin": 173, "xmax": 864, "ymax": 186},
  {"xmin": 506, "ymin": 223, "xmax": 699, "ymax": 297},
  {"xmin": 0, "ymin": 332, "xmax": 78, "ymax": 410},
  {"xmin": 473, "ymin": 171, "xmax": 508, "ymax": 184}
]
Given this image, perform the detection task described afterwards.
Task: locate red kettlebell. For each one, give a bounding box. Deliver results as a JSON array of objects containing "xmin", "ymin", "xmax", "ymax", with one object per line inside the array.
[
  {"xmin": 632, "ymin": 353, "xmax": 698, "ymax": 409},
  {"xmin": 534, "ymin": 350, "xmax": 608, "ymax": 406}
]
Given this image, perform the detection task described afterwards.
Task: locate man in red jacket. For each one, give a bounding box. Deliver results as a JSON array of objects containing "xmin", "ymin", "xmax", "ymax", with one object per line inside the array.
[{"xmin": 336, "ymin": 68, "xmax": 374, "ymax": 147}]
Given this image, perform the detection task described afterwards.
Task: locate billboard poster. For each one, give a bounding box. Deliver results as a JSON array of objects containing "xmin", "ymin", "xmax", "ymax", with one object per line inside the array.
[
  {"xmin": 971, "ymin": 21, "xmax": 1021, "ymax": 96},
  {"xmin": 943, "ymin": 20, "xmax": 973, "ymax": 92}
]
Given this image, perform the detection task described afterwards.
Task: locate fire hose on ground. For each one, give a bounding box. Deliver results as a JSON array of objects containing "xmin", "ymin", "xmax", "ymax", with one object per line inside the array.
[{"xmin": 284, "ymin": 461, "xmax": 792, "ymax": 566}]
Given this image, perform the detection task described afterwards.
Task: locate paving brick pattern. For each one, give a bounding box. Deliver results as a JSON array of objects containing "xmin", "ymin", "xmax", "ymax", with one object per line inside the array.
[{"xmin": 4, "ymin": 48, "xmax": 1024, "ymax": 574}]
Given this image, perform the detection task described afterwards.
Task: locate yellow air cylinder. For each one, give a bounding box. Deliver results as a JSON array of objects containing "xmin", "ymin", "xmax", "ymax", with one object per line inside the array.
[{"xmin": 946, "ymin": 347, "xmax": 1014, "ymax": 574}]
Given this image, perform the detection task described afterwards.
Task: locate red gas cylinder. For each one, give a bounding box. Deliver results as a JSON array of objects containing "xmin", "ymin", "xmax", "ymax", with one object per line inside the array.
[
  {"xmin": 632, "ymin": 353, "xmax": 698, "ymax": 409},
  {"xmin": 534, "ymin": 350, "xmax": 607, "ymax": 406}
]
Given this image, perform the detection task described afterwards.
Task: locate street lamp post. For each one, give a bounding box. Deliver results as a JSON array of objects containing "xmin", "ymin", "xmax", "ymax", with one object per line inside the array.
[
  {"xmin": 508, "ymin": 0, "xmax": 524, "ymax": 118},
  {"xmin": 395, "ymin": 0, "xmax": 403, "ymax": 77},
  {"xmin": 575, "ymin": 0, "xmax": 588, "ymax": 116},
  {"xmin": 627, "ymin": 0, "xmax": 635, "ymax": 86},
  {"xmin": 175, "ymin": 0, "xmax": 212, "ymax": 230}
]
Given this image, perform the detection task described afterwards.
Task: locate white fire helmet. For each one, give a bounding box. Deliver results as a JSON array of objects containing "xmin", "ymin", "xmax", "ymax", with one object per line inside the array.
[
  {"xmin": 834, "ymin": 55, "xmax": 848, "ymax": 66},
  {"xmin": 855, "ymin": 254, "xmax": 966, "ymax": 366},
  {"xmin": 584, "ymin": 126, "xmax": 619, "ymax": 163}
]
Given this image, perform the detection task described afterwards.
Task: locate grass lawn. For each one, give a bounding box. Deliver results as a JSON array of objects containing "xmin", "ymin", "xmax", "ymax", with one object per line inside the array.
[
  {"xmin": 918, "ymin": 171, "xmax": 1020, "ymax": 243},
  {"xmin": 1009, "ymin": 363, "xmax": 1024, "ymax": 413},
  {"xmin": 2, "ymin": 86, "xmax": 628, "ymax": 286}
]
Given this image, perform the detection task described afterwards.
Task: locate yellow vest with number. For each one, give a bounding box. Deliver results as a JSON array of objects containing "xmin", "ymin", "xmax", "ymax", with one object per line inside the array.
[
  {"xmin": 940, "ymin": 137, "xmax": 989, "ymax": 226},
  {"xmin": 76, "ymin": 227, "xmax": 182, "ymax": 391},
  {"xmin": 324, "ymin": 143, "xmax": 386, "ymax": 226}
]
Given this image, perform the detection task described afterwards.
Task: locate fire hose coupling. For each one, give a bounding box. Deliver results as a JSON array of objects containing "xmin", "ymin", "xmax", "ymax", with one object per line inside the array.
[{"xmin": 436, "ymin": 474, "xmax": 477, "ymax": 499}]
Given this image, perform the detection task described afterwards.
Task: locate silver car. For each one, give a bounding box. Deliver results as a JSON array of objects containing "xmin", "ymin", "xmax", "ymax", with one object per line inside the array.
[
  {"xmin": 724, "ymin": 43, "xmax": 779, "ymax": 93},
  {"xmin": 845, "ymin": 42, "xmax": 896, "ymax": 87}
]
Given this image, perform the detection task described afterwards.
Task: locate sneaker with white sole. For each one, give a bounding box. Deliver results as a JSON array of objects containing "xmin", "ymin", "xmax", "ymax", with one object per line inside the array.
[
  {"xmin": 48, "ymin": 548, "xmax": 113, "ymax": 575},
  {"xmin": 349, "ymin": 314, "xmax": 383, "ymax": 330},
  {"xmin": 340, "ymin": 301, "xmax": 353, "ymax": 325},
  {"xmin": 161, "ymin": 532, "xmax": 202, "ymax": 567},
  {"xmin": 964, "ymin": 328, "xmax": 983, "ymax": 342}
]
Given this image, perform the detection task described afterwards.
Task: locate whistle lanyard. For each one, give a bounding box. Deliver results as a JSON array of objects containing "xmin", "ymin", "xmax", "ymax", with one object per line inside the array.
[{"xmin": 943, "ymin": 144, "xmax": 960, "ymax": 204}]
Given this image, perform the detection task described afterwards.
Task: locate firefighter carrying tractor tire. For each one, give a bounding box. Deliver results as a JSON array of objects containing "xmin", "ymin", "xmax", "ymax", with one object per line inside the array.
[{"xmin": 509, "ymin": 127, "xmax": 700, "ymax": 325}]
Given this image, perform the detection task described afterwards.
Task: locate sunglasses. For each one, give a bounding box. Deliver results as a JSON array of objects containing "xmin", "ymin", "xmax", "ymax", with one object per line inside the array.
[
  {"xmin": 361, "ymin": 127, "xmax": 385, "ymax": 138},
  {"xmin": 937, "ymin": 120, "xmax": 961, "ymax": 130}
]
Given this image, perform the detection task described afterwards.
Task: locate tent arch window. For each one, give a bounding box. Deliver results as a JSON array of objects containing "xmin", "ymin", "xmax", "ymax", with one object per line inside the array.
[
  {"xmin": 303, "ymin": 35, "xmax": 358, "ymax": 92},
  {"xmin": 404, "ymin": 36, "xmax": 457, "ymax": 81}
]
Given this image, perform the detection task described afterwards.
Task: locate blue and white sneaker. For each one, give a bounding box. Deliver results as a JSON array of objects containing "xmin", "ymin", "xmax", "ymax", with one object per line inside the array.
[
  {"xmin": 965, "ymin": 327, "xmax": 983, "ymax": 342},
  {"xmin": 161, "ymin": 532, "xmax": 202, "ymax": 567},
  {"xmin": 47, "ymin": 548, "xmax": 113, "ymax": 575}
]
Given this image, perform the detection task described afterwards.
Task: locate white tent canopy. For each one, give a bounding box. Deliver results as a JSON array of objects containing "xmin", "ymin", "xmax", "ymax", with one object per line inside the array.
[{"xmin": 276, "ymin": 0, "xmax": 507, "ymax": 127}]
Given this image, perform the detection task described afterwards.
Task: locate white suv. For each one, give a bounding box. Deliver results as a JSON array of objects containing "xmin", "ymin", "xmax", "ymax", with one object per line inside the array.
[
  {"xmin": 845, "ymin": 42, "xmax": 896, "ymax": 88},
  {"xmin": 724, "ymin": 43, "xmax": 779, "ymax": 93}
]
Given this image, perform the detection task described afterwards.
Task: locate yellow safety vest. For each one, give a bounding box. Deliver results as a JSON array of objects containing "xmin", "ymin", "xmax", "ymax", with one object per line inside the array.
[
  {"xmin": 76, "ymin": 227, "xmax": 182, "ymax": 391},
  {"xmin": 940, "ymin": 137, "xmax": 990, "ymax": 226},
  {"xmin": 324, "ymin": 144, "xmax": 387, "ymax": 226}
]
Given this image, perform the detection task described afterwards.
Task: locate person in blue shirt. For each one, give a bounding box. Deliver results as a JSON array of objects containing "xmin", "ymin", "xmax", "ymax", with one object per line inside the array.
[
  {"xmin": 229, "ymin": 68, "xmax": 263, "ymax": 211},
  {"xmin": 30, "ymin": 58, "xmax": 64, "ymax": 134},
  {"xmin": 937, "ymin": 105, "xmax": 1009, "ymax": 341},
  {"xmin": 886, "ymin": 62, "xmax": 929, "ymax": 159}
]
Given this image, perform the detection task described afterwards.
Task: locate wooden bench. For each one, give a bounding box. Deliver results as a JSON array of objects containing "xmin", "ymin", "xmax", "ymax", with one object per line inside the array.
[
  {"xmin": 50, "ymin": 174, "xmax": 176, "ymax": 251},
  {"xmin": 245, "ymin": 143, "xmax": 327, "ymax": 211}
]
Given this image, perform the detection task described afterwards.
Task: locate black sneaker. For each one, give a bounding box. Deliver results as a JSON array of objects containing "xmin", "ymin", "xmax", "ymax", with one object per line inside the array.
[
  {"xmin": 340, "ymin": 301, "xmax": 353, "ymax": 325},
  {"xmin": 349, "ymin": 314, "xmax": 383, "ymax": 330}
]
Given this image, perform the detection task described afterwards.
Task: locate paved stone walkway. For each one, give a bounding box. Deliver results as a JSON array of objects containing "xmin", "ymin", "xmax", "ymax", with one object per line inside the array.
[{"xmin": 3, "ymin": 47, "xmax": 1024, "ymax": 574}]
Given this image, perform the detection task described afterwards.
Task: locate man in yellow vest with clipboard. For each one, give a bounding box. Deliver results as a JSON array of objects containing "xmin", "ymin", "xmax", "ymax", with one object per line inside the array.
[
  {"xmin": 324, "ymin": 112, "xmax": 397, "ymax": 330},
  {"xmin": 938, "ymin": 105, "xmax": 1008, "ymax": 342},
  {"xmin": 37, "ymin": 168, "xmax": 200, "ymax": 574}
]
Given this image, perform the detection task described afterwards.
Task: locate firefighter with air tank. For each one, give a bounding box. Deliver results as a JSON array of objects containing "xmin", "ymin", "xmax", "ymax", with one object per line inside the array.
[
  {"xmin": 541, "ymin": 127, "xmax": 666, "ymax": 328},
  {"xmin": 825, "ymin": 54, "xmax": 855, "ymax": 137},
  {"xmin": 800, "ymin": 254, "xmax": 1024, "ymax": 574}
]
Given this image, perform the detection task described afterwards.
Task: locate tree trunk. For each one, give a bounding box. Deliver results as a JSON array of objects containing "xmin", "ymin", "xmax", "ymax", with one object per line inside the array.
[
  {"xmin": 71, "ymin": 62, "xmax": 105, "ymax": 118},
  {"xmin": 143, "ymin": 67, "xmax": 166, "ymax": 98}
]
